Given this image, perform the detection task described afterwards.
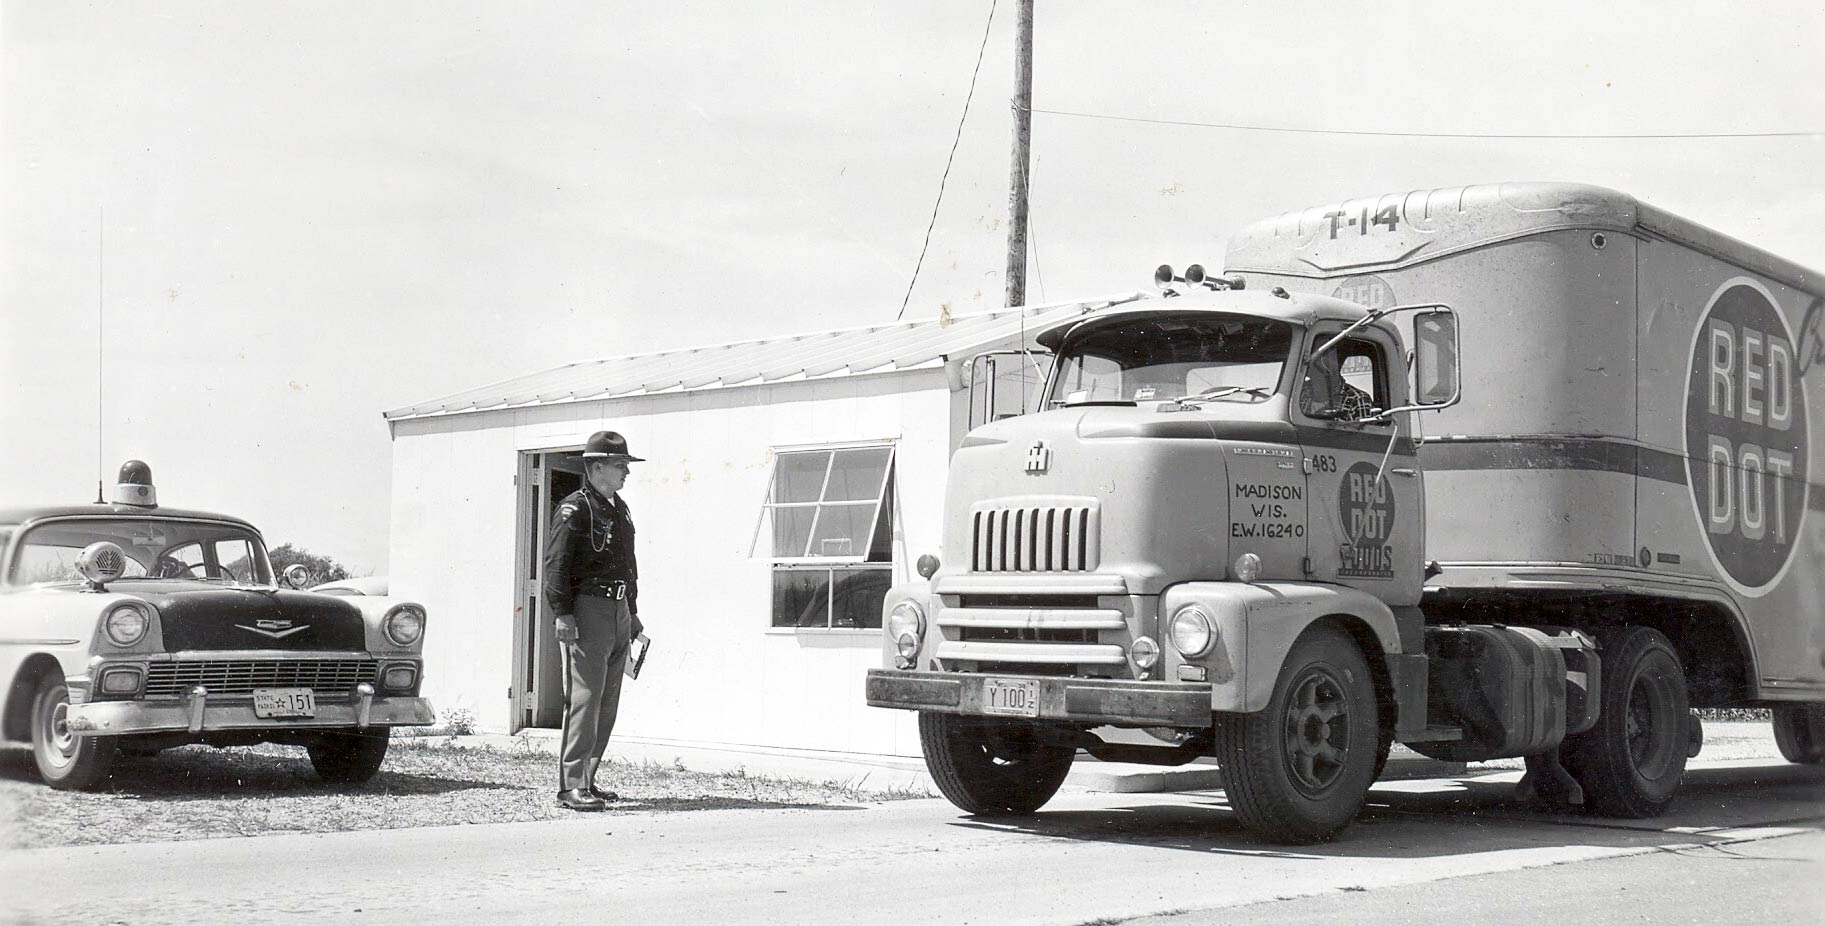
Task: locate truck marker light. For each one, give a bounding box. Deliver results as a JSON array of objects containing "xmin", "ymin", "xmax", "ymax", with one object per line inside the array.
[{"xmin": 1233, "ymin": 552, "xmax": 1263, "ymax": 583}]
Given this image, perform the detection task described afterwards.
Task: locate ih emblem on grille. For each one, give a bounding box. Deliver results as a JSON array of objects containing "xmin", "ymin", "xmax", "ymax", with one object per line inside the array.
[
  {"xmin": 1025, "ymin": 440, "xmax": 1052, "ymax": 474},
  {"xmin": 235, "ymin": 619, "xmax": 309, "ymax": 639}
]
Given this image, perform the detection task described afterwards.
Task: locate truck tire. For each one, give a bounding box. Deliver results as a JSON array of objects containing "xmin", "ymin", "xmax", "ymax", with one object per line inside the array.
[
  {"xmin": 307, "ymin": 729, "xmax": 391, "ymax": 784},
  {"xmin": 918, "ymin": 712, "xmax": 1074, "ymax": 815},
  {"xmin": 1561, "ymin": 626, "xmax": 1689, "ymax": 817},
  {"xmin": 1771, "ymin": 705, "xmax": 1825, "ymax": 764},
  {"xmin": 30, "ymin": 677, "xmax": 117, "ymax": 790},
  {"xmin": 1214, "ymin": 625, "xmax": 1379, "ymax": 844}
]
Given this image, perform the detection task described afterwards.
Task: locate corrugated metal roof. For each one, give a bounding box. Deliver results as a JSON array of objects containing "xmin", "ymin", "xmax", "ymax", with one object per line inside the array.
[{"xmin": 384, "ymin": 294, "xmax": 1144, "ymax": 421}]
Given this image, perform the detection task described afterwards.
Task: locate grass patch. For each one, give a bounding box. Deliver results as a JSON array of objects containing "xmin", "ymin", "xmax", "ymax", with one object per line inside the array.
[{"xmin": 0, "ymin": 737, "xmax": 929, "ymax": 850}]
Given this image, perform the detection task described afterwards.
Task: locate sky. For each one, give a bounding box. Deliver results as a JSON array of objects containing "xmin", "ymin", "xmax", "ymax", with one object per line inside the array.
[{"xmin": 3, "ymin": 1, "xmax": 1822, "ymax": 572}]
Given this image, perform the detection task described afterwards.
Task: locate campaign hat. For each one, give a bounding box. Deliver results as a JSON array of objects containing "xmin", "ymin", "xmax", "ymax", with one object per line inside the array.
[{"xmin": 582, "ymin": 430, "xmax": 644, "ymax": 462}]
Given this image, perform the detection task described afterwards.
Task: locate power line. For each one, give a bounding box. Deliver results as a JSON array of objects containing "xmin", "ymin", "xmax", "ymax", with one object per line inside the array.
[
  {"xmin": 1030, "ymin": 106, "xmax": 1825, "ymax": 140},
  {"xmin": 897, "ymin": 0, "xmax": 999, "ymax": 322}
]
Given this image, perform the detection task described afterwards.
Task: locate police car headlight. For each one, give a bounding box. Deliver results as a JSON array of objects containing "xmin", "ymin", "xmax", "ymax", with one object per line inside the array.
[
  {"xmin": 887, "ymin": 601, "xmax": 925, "ymax": 658},
  {"xmin": 383, "ymin": 605, "xmax": 426, "ymax": 647},
  {"xmin": 1170, "ymin": 605, "xmax": 1215, "ymax": 658},
  {"xmin": 104, "ymin": 602, "xmax": 152, "ymax": 647}
]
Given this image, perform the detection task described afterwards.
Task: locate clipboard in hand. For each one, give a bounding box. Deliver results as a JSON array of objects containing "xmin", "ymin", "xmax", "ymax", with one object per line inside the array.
[{"xmin": 625, "ymin": 633, "xmax": 651, "ymax": 679}]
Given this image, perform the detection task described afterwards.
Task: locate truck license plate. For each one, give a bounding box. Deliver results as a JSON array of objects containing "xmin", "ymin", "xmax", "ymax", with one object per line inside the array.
[
  {"xmin": 252, "ymin": 688, "xmax": 316, "ymax": 719},
  {"xmin": 982, "ymin": 678, "xmax": 1040, "ymax": 718}
]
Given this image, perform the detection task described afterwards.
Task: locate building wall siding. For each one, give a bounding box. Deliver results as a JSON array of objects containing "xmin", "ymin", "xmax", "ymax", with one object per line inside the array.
[{"xmin": 388, "ymin": 369, "xmax": 957, "ymax": 757}]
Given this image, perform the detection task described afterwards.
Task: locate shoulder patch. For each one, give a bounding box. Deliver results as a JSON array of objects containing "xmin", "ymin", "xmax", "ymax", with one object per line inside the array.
[{"xmin": 556, "ymin": 501, "xmax": 581, "ymax": 522}]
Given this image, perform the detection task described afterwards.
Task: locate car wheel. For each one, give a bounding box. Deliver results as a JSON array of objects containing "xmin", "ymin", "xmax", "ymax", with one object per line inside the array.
[
  {"xmin": 1562, "ymin": 626, "xmax": 1689, "ymax": 817},
  {"xmin": 1772, "ymin": 704, "xmax": 1825, "ymax": 764},
  {"xmin": 307, "ymin": 729, "xmax": 391, "ymax": 784},
  {"xmin": 1214, "ymin": 624, "xmax": 1380, "ymax": 844},
  {"xmin": 918, "ymin": 712, "xmax": 1075, "ymax": 816},
  {"xmin": 31, "ymin": 676, "xmax": 117, "ymax": 790}
]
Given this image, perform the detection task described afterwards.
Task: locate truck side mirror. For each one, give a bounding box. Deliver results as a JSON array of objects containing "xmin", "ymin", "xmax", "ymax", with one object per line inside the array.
[
  {"xmin": 966, "ymin": 349, "xmax": 1053, "ymax": 430},
  {"xmin": 1411, "ymin": 309, "xmax": 1461, "ymax": 409}
]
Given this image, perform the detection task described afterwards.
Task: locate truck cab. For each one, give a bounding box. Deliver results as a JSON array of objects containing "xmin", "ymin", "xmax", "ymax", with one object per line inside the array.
[{"xmin": 868, "ymin": 284, "xmax": 1461, "ymax": 840}]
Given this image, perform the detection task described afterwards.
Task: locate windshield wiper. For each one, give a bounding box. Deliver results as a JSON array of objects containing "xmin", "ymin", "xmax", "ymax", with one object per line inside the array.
[{"xmin": 1177, "ymin": 386, "xmax": 1274, "ymax": 407}]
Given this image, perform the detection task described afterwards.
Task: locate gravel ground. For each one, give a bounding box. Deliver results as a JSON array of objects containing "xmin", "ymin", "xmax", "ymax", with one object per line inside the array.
[
  {"xmin": 0, "ymin": 721, "xmax": 1785, "ymax": 851},
  {"xmin": 0, "ymin": 736, "xmax": 929, "ymax": 851}
]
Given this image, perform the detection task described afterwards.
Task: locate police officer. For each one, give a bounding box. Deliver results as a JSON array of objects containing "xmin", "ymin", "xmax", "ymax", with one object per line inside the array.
[{"xmin": 543, "ymin": 430, "xmax": 645, "ymax": 811}]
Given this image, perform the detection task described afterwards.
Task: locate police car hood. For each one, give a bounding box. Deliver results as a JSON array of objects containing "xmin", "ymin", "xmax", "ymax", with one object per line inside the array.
[{"xmin": 121, "ymin": 580, "xmax": 367, "ymax": 651}]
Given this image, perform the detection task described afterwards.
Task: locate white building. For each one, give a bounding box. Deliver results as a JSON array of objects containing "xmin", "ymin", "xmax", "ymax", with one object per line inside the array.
[{"xmin": 383, "ymin": 297, "xmax": 1133, "ymax": 756}]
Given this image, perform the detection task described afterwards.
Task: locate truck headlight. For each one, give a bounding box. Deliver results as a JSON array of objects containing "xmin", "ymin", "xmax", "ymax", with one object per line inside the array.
[
  {"xmin": 1170, "ymin": 605, "xmax": 1215, "ymax": 658},
  {"xmin": 384, "ymin": 605, "xmax": 426, "ymax": 646},
  {"xmin": 887, "ymin": 601, "xmax": 925, "ymax": 660},
  {"xmin": 104, "ymin": 602, "xmax": 152, "ymax": 647}
]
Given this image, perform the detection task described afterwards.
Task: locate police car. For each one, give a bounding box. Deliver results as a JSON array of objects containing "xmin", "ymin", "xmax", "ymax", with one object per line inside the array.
[{"xmin": 0, "ymin": 462, "xmax": 435, "ymax": 789}]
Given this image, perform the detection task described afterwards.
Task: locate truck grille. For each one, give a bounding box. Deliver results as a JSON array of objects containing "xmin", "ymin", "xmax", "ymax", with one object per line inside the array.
[
  {"xmin": 971, "ymin": 505, "xmax": 1099, "ymax": 572},
  {"xmin": 144, "ymin": 659, "xmax": 379, "ymax": 697}
]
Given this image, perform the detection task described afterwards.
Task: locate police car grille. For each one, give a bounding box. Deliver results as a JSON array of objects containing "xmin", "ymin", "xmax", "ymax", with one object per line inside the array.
[
  {"xmin": 144, "ymin": 659, "xmax": 380, "ymax": 697},
  {"xmin": 971, "ymin": 505, "xmax": 1099, "ymax": 572}
]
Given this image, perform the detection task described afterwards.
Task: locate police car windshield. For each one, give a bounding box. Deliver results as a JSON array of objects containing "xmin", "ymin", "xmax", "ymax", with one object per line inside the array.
[
  {"xmin": 1049, "ymin": 314, "xmax": 1293, "ymax": 406},
  {"xmin": 9, "ymin": 518, "xmax": 274, "ymax": 586}
]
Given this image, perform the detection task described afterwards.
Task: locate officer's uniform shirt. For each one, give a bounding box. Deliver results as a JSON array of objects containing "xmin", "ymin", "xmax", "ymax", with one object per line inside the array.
[{"xmin": 542, "ymin": 484, "xmax": 638, "ymax": 617}]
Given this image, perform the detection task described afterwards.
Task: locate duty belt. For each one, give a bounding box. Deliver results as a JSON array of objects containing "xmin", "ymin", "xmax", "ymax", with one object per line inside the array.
[{"xmin": 581, "ymin": 580, "xmax": 631, "ymax": 600}]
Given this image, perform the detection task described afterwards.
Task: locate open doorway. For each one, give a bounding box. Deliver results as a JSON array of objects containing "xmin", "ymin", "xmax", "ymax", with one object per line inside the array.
[{"xmin": 511, "ymin": 449, "xmax": 586, "ymax": 732}]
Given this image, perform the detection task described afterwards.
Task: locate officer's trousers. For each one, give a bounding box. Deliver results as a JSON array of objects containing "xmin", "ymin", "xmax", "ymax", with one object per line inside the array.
[{"xmin": 558, "ymin": 593, "xmax": 631, "ymax": 792}]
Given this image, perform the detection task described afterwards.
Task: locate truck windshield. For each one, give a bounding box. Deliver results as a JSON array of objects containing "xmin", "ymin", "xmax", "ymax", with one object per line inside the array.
[
  {"xmin": 1048, "ymin": 314, "xmax": 1294, "ymax": 406},
  {"xmin": 9, "ymin": 518, "xmax": 274, "ymax": 586}
]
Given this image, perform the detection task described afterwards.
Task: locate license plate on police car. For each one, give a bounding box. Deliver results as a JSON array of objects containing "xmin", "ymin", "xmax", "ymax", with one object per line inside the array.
[
  {"xmin": 252, "ymin": 688, "xmax": 316, "ymax": 718},
  {"xmin": 982, "ymin": 678, "xmax": 1040, "ymax": 718}
]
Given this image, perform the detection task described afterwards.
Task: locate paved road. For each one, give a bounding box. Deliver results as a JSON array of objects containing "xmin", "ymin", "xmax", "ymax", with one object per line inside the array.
[{"xmin": 3, "ymin": 759, "xmax": 1821, "ymax": 926}]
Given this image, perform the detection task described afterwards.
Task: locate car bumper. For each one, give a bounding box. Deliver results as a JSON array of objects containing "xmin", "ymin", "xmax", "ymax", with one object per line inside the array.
[
  {"xmin": 65, "ymin": 690, "xmax": 436, "ymax": 736},
  {"xmin": 865, "ymin": 669, "xmax": 1211, "ymax": 727}
]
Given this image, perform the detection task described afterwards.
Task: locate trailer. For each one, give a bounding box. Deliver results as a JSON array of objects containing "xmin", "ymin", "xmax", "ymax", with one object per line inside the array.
[{"xmin": 865, "ymin": 182, "xmax": 1825, "ymax": 842}]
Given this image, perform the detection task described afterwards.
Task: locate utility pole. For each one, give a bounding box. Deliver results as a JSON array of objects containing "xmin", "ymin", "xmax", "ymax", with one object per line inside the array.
[{"xmin": 1003, "ymin": 0, "xmax": 1034, "ymax": 308}]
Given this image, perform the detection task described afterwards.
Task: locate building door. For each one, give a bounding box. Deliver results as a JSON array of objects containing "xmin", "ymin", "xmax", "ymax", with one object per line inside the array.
[{"xmin": 513, "ymin": 450, "xmax": 585, "ymax": 731}]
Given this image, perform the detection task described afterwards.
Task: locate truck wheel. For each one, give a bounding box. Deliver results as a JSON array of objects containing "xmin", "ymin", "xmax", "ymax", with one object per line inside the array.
[
  {"xmin": 307, "ymin": 730, "xmax": 391, "ymax": 784},
  {"xmin": 1214, "ymin": 625, "xmax": 1379, "ymax": 844},
  {"xmin": 1562, "ymin": 626, "xmax": 1688, "ymax": 817},
  {"xmin": 918, "ymin": 712, "xmax": 1074, "ymax": 815},
  {"xmin": 30, "ymin": 677, "xmax": 117, "ymax": 790},
  {"xmin": 1771, "ymin": 705, "xmax": 1825, "ymax": 764}
]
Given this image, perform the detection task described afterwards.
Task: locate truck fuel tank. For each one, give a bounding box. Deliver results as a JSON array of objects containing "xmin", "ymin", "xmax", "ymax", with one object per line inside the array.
[{"xmin": 1410, "ymin": 625, "xmax": 1600, "ymax": 763}]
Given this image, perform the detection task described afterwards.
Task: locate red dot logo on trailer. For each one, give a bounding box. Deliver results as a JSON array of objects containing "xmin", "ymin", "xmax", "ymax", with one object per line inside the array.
[{"xmin": 1683, "ymin": 279, "xmax": 1810, "ymax": 596}]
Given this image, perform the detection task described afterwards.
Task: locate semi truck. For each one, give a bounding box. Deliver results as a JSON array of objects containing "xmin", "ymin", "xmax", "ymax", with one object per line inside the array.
[{"xmin": 865, "ymin": 181, "xmax": 1825, "ymax": 843}]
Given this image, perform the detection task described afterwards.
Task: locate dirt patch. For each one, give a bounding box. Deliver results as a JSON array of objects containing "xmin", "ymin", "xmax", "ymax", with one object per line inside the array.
[{"xmin": 0, "ymin": 737, "xmax": 928, "ymax": 850}]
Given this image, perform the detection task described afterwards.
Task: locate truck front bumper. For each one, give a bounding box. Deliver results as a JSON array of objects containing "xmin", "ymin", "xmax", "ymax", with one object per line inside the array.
[
  {"xmin": 865, "ymin": 669, "xmax": 1211, "ymax": 727},
  {"xmin": 66, "ymin": 692, "xmax": 436, "ymax": 736}
]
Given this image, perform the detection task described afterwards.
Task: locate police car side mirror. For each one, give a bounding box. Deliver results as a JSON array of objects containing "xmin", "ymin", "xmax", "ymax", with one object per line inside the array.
[{"xmin": 281, "ymin": 563, "xmax": 311, "ymax": 589}]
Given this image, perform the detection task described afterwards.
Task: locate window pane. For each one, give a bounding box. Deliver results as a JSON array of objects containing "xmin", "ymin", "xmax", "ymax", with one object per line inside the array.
[
  {"xmin": 771, "ymin": 568, "xmax": 830, "ymax": 627},
  {"xmin": 770, "ymin": 507, "xmax": 816, "ymax": 558},
  {"xmin": 823, "ymin": 447, "xmax": 891, "ymax": 501},
  {"xmin": 808, "ymin": 503, "xmax": 875, "ymax": 557},
  {"xmin": 829, "ymin": 567, "xmax": 890, "ymax": 629},
  {"xmin": 215, "ymin": 540, "xmax": 255, "ymax": 582},
  {"xmin": 774, "ymin": 451, "xmax": 831, "ymax": 504},
  {"xmin": 867, "ymin": 481, "xmax": 893, "ymax": 562}
]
